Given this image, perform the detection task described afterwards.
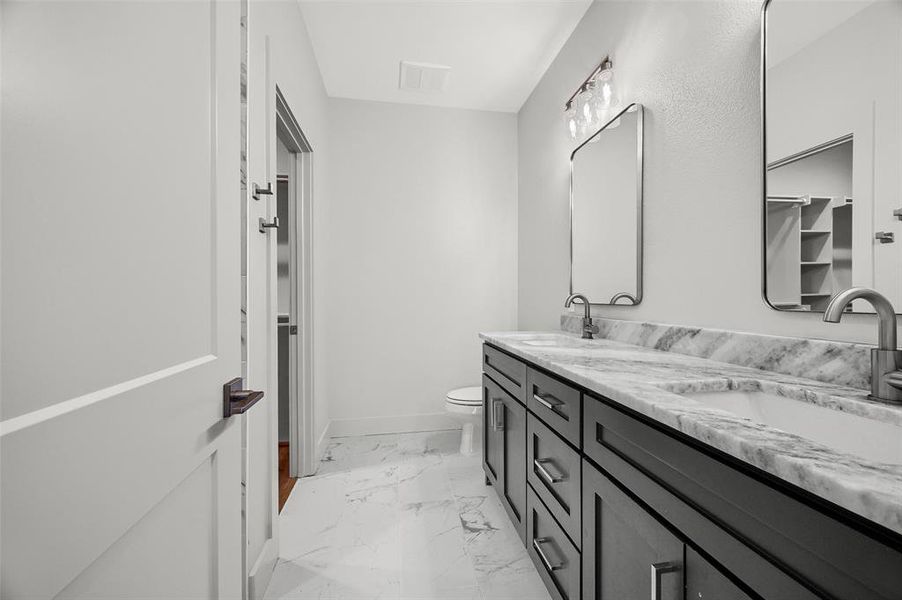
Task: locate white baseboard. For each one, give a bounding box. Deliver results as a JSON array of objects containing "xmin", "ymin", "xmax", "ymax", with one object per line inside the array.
[
  {"xmin": 315, "ymin": 419, "xmax": 332, "ymax": 462},
  {"xmin": 329, "ymin": 412, "xmax": 461, "ymax": 438}
]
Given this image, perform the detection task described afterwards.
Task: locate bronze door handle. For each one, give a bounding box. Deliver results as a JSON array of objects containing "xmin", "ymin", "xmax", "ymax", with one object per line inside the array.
[{"xmin": 223, "ymin": 377, "xmax": 265, "ymax": 417}]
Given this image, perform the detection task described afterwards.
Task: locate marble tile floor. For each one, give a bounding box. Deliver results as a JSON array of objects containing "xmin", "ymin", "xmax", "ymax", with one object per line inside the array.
[{"xmin": 265, "ymin": 430, "xmax": 552, "ymax": 600}]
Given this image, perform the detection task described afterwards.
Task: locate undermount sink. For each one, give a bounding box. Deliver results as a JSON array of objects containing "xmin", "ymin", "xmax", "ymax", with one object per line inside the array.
[
  {"xmin": 522, "ymin": 339, "xmax": 562, "ymax": 347},
  {"xmin": 681, "ymin": 389, "xmax": 902, "ymax": 466}
]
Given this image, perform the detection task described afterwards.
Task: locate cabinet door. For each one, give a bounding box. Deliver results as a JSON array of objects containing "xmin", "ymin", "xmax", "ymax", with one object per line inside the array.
[
  {"xmin": 582, "ymin": 461, "xmax": 683, "ymax": 600},
  {"xmin": 482, "ymin": 374, "xmax": 527, "ymax": 542},
  {"xmin": 501, "ymin": 394, "xmax": 527, "ymax": 542},
  {"xmin": 483, "ymin": 374, "xmax": 504, "ymax": 488},
  {"xmin": 685, "ymin": 548, "xmax": 754, "ymax": 600}
]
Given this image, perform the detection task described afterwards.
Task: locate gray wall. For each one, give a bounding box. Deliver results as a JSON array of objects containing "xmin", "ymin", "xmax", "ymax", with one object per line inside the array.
[
  {"xmin": 517, "ymin": 0, "xmax": 897, "ymax": 345},
  {"xmin": 324, "ymin": 98, "xmax": 518, "ymax": 432}
]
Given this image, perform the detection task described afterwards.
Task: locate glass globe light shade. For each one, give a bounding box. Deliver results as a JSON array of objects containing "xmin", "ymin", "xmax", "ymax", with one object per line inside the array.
[
  {"xmin": 564, "ymin": 105, "xmax": 578, "ymax": 140},
  {"xmin": 592, "ymin": 66, "xmax": 620, "ymax": 124}
]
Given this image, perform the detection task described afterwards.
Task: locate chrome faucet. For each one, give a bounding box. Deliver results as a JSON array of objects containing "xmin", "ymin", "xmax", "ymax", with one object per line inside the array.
[
  {"xmin": 824, "ymin": 287, "xmax": 902, "ymax": 404},
  {"xmin": 565, "ymin": 293, "xmax": 599, "ymax": 339}
]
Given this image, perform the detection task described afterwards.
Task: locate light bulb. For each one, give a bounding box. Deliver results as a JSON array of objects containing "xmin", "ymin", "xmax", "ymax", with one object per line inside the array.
[
  {"xmin": 576, "ymin": 114, "xmax": 587, "ymax": 140},
  {"xmin": 577, "ymin": 91, "xmax": 593, "ymax": 129},
  {"xmin": 592, "ymin": 65, "xmax": 620, "ymax": 125},
  {"xmin": 564, "ymin": 106, "xmax": 578, "ymax": 140}
]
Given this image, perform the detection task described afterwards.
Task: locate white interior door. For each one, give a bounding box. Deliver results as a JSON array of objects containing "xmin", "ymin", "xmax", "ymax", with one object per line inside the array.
[
  {"xmin": 243, "ymin": 27, "xmax": 281, "ymax": 598},
  {"xmin": 1, "ymin": 1, "xmax": 245, "ymax": 598}
]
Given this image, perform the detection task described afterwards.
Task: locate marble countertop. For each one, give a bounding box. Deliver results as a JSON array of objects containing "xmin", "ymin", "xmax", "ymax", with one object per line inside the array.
[{"xmin": 479, "ymin": 330, "xmax": 902, "ymax": 537}]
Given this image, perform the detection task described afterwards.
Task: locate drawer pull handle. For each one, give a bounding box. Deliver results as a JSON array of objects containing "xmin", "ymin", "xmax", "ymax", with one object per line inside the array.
[
  {"xmin": 534, "ymin": 458, "xmax": 565, "ymax": 484},
  {"xmin": 534, "ymin": 393, "xmax": 564, "ymax": 412},
  {"xmin": 650, "ymin": 561, "xmax": 680, "ymax": 600},
  {"xmin": 492, "ymin": 399, "xmax": 505, "ymax": 432},
  {"xmin": 532, "ymin": 537, "xmax": 564, "ymax": 572}
]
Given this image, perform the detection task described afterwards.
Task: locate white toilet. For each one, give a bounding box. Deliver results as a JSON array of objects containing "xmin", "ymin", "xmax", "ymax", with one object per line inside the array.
[{"xmin": 445, "ymin": 386, "xmax": 483, "ymax": 455}]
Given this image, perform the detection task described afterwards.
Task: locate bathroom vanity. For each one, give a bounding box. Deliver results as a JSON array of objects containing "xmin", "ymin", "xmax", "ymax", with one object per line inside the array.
[{"xmin": 480, "ymin": 332, "xmax": 902, "ymax": 600}]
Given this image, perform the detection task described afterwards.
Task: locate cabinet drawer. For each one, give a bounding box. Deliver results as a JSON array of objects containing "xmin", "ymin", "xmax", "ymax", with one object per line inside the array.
[
  {"xmin": 527, "ymin": 486, "xmax": 580, "ymax": 600},
  {"xmin": 527, "ymin": 414, "xmax": 581, "ymax": 547},
  {"xmin": 527, "ymin": 367, "xmax": 581, "ymax": 447},
  {"xmin": 483, "ymin": 344, "xmax": 527, "ymax": 404}
]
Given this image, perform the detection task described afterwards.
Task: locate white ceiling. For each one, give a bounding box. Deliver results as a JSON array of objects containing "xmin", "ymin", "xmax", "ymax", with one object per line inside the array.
[{"xmin": 297, "ymin": 0, "xmax": 593, "ymax": 113}]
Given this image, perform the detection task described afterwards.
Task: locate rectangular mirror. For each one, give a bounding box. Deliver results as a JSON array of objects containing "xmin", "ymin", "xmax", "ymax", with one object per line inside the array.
[
  {"xmin": 570, "ymin": 103, "xmax": 644, "ymax": 305},
  {"xmin": 763, "ymin": 0, "xmax": 902, "ymax": 313}
]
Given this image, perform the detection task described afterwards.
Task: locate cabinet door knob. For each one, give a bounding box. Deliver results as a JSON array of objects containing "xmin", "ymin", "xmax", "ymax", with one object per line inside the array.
[
  {"xmin": 875, "ymin": 231, "xmax": 895, "ymax": 243},
  {"xmin": 650, "ymin": 561, "xmax": 680, "ymax": 600}
]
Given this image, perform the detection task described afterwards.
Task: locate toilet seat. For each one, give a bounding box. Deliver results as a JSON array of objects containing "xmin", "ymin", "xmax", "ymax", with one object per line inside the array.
[{"xmin": 445, "ymin": 386, "xmax": 482, "ymax": 406}]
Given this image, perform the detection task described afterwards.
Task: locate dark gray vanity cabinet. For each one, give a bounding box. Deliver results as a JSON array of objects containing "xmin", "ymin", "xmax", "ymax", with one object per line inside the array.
[
  {"xmin": 582, "ymin": 394, "xmax": 901, "ymax": 600},
  {"xmin": 481, "ymin": 343, "xmax": 902, "ymax": 600},
  {"xmin": 482, "ymin": 372, "xmax": 527, "ymax": 542}
]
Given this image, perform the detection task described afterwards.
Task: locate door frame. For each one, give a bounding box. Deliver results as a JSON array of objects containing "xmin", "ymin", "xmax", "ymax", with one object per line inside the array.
[{"xmin": 274, "ymin": 86, "xmax": 316, "ymax": 478}]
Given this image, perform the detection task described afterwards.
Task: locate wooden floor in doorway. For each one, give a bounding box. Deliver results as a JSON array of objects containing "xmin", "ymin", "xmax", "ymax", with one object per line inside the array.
[{"xmin": 278, "ymin": 442, "xmax": 297, "ymax": 512}]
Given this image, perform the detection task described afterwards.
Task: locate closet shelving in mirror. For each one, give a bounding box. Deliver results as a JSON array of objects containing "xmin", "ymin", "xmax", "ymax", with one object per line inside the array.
[{"xmin": 766, "ymin": 193, "xmax": 853, "ymax": 312}]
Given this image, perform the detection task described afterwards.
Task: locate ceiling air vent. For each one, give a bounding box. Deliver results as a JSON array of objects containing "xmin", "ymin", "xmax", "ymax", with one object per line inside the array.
[{"xmin": 399, "ymin": 61, "xmax": 451, "ymax": 93}]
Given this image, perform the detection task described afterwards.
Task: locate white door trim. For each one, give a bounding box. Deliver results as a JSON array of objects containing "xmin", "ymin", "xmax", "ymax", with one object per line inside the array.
[{"xmin": 274, "ymin": 87, "xmax": 316, "ymax": 478}]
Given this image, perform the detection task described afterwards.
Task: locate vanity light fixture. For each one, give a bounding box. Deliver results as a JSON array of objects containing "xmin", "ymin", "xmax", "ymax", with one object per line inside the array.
[{"xmin": 563, "ymin": 56, "xmax": 621, "ymax": 142}]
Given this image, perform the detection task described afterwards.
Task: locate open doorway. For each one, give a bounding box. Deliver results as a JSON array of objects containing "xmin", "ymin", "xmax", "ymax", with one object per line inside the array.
[{"xmin": 274, "ymin": 87, "xmax": 315, "ymax": 511}]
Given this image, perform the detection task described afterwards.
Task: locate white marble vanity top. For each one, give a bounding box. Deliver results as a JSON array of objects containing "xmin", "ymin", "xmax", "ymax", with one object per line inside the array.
[{"xmin": 480, "ymin": 330, "xmax": 902, "ymax": 536}]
